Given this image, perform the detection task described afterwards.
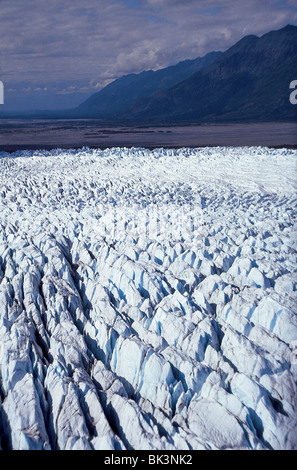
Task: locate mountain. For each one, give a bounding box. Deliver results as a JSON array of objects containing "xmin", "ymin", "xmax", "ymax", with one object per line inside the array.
[
  {"xmin": 123, "ymin": 25, "xmax": 297, "ymax": 124},
  {"xmin": 3, "ymin": 25, "xmax": 296, "ymax": 124},
  {"xmin": 74, "ymin": 51, "xmax": 222, "ymax": 118}
]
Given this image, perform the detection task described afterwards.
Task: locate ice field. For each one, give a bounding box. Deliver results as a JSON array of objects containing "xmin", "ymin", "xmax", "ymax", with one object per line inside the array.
[{"xmin": 0, "ymin": 145, "xmax": 296, "ymax": 450}]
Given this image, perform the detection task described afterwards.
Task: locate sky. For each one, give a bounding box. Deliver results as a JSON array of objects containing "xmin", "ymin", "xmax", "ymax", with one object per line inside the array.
[{"xmin": 0, "ymin": 0, "xmax": 297, "ymax": 112}]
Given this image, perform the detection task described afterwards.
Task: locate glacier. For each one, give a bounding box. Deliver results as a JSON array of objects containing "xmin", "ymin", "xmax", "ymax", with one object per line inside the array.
[{"xmin": 0, "ymin": 145, "xmax": 296, "ymax": 450}]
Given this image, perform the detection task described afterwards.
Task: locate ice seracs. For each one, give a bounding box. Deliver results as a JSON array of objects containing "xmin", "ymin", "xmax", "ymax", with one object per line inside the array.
[{"xmin": 0, "ymin": 145, "xmax": 296, "ymax": 450}]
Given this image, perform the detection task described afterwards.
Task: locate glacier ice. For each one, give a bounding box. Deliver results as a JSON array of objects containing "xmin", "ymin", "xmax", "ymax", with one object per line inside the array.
[{"xmin": 0, "ymin": 145, "xmax": 296, "ymax": 450}]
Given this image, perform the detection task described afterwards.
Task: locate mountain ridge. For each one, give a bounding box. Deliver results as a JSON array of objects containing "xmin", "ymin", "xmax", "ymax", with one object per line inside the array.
[
  {"xmin": 121, "ymin": 24, "xmax": 297, "ymax": 124},
  {"xmin": 1, "ymin": 25, "xmax": 296, "ymax": 123},
  {"xmin": 74, "ymin": 51, "xmax": 222, "ymax": 118}
]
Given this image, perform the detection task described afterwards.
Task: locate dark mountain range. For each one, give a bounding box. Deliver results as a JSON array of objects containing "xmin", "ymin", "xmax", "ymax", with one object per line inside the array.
[
  {"xmin": 2, "ymin": 25, "xmax": 296, "ymax": 124},
  {"xmin": 74, "ymin": 51, "xmax": 222, "ymax": 118},
  {"xmin": 122, "ymin": 25, "xmax": 297, "ymax": 124}
]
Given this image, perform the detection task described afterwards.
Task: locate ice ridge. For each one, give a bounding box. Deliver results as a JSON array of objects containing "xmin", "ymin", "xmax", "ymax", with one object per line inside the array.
[{"xmin": 0, "ymin": 146, "xmax": 296, "ymax": 450}]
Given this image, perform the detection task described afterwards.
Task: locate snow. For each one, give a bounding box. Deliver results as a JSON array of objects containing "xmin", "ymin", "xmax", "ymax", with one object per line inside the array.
[{"xmin": 0, "ymin": 145, "xmax": 296, "ymax": 450}]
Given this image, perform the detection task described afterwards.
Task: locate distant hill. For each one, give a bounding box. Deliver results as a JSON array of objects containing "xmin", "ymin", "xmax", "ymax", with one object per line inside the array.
[
  {"xmin": 74, "ymin": 51, "xmax": 222, "ymax": 118},
  {"xmin": 2, "ymin": 25, "xmax": 296, "ymax": 124},
  {"xmin": 123, "ymin": 25, "xmax": 297, "ymax": 124}
]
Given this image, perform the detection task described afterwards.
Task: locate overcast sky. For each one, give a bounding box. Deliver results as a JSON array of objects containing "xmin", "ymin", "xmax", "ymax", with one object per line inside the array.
[{"xmin": 1, "ymin": 0, "xmax": 297, "ymax": 111}]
